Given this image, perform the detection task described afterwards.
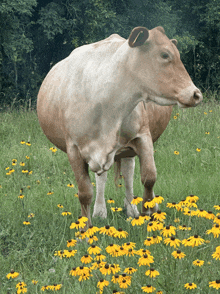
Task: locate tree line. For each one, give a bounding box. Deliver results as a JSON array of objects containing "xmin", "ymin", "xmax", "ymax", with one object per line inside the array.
[{"xmin": 0, "ymin": 0, "xmax": 219, "ymax": 106}]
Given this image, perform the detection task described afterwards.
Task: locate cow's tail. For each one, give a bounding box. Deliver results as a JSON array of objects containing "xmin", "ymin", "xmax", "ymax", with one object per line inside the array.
[{"xmin": 114, "ymin": 158, "xmax": 121, "ymax": 188}]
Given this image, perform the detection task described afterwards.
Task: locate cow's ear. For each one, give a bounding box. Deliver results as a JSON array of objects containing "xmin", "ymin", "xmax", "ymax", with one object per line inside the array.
[
  {"xmin": 128, "ymin": 27, "xmax": 149, "ymax": 48},
  {"xmin": 171, "ymin": 39, "xmax": 178, "ymax": 47}
]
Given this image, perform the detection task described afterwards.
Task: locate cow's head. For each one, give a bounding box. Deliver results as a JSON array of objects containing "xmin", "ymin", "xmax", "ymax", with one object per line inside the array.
[{"xmin": 128, "ymin": 26, "xmax": 202, "ymax": 108}]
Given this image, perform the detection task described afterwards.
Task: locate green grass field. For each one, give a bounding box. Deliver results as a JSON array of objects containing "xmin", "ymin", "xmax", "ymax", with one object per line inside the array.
[{"xmin": 1, "ymin": 97, "xmax": 220, "ymax": 293}]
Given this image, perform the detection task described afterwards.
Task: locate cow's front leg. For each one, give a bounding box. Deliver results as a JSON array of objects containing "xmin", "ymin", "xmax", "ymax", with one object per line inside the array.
[
  {"xmin": 135, "ymin": 136, "xmax": 158, "ymax": 215},
  {"xmin": 93, "ymin": 172, "xmax": 108, "ymax": 218},
  {"xmin": 67, "ymin": 143, "xmax": 93, "ymax": 226},
  {"xmin": 121, "ymin": 157, "xmax": 139, "ymax": 217}
]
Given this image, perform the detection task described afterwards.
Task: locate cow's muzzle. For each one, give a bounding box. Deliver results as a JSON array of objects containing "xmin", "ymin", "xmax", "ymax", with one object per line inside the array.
[{"xmin": 178, "ymin": 87, "xmax": 203, "ymax": 108}]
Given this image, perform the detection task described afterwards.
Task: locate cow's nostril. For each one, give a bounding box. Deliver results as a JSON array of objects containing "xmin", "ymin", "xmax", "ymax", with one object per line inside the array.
[{"xmin": 193, "ymin": 89, "xmax": 202, "ymax": 101}]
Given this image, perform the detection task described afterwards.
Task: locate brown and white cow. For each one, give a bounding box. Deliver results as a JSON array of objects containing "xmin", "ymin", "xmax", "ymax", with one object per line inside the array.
[
  {"xmin": 93, "ymin": 101, "xmax": 172, "ymax": 218},
  {"xmin": 37, "ymin": 26, "xmax": 202, "ymax": 225}
]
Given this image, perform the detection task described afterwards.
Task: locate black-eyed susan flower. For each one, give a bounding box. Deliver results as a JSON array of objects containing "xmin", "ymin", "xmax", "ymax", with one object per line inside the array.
[
  {"xmin": 18, "ymin": 194, "xmax": 24, "ymax": 199},
  {"xmin": 138, "ymin": 254, "xmax": 154, "ymax": 266},
  {"xmin": 106, "ymin": 244, "xmax": 119, "ymax": 255},
  {"xmin": 67, "ymin": 239, "xmax": 77, "ymax": 247},
  {"xmin": 50, "ymin": 147, "xmax": 57, "ymax": 153},
  {"xmin": 124, "ymin": 267, "xmax": 137, "ymax": 274},
  {"xmin": 23, "ymin": 221, "xmax": 31, "ymax": 225},
  {"xmin": 196, "ymin": 209, "xmax": 208, "ymax": 218},
  {"xmin": 86, "ymin": 225, "xmax": 100, "ymax": 237},
  {"xmin": 161, "ymin": 225, "xmax": 176, "ymax": 237},
  {"xmin": 114, "ymin": 228, "xmax": 128, "ymax": 238},
  {"xmin": 214, "ymin": 205, "xmax": 220, "ymax": 211},
  {"xmin": 97, "ymin": 279, "xmax": 109, "ymax": 290},
  {"xmin": 204, "ymin": 112, "xmax": 207, "ymax": 115},
  {"xmin": 81, "ymin": 254, "xmax": 93, "ymax": 264},
  {"xmin": 20, "ymin": 140, "xmax": 25, "ymax": 144},
  {"xmin": 184, "ymin": 283, "xmax": 197, "ymax": 289},
  {"xmin": 178, "ymin": 225, "xmax": 191, "ymax": 231},
  {"xmin": 142, "ymin": 285, "xmax": 156, "ymax": 293},
  {"xmin": 153, "ymin": 195, "xmax": 164, "ymax": 204},
  {"xmin": 67, "ymin": 183, "xmax": 74, "ymax": 188},
  {"xmin": 196, "ymin": 148, "xmax": 201, "ymax": 152},
  {"xmin": 212, "ymin": 246, "xmax": 220, "ymax": 260},
  {"xmin": 107, "ymin": 198, "xmax": 115, "ymax": 204},
  {"xmin": 99, "ymin": 225, "xmax": 117, "ymax": 236},
  {"xmin": 205, "ymin": 211, "xmax": 215, "ymax": 220},
  {"xmin": 57, "ymin": 204, "xmax": 63, "ymax": 208},
  {"xmin": 70, "ymin": 220, "xmax": 86, "ymax": 230},
  {"xmin": 88, "ymin": 245, "xmax": 101, "ymax": 255},
  {"xmin": 209, "ymin": 280, "xmax": 220, "ymax": 289},
  {"xmin": 205, "ymin": 131, "xmax": 210, "ymax": 134},
  {"xmin": 99, "ymin": 263, "xmax": 112, "ymax": 275},
  {"xmin": 147, "ymin": 221, "xmax": 162, "ymax": 232},
  {"xmin": 186, "ymin": 195, "xmax": 199, "ymax": 203},
  {"xmin": 144, "ymin": 199, "xmax": 155, "ymax": 209},
  {"xmin": 174, "ymin": 151, "xmax": 179, "ymax": 155},
  {"xmin": 123, "ymin": 242, "xmax": 136, "ymax": 250},
  {"xmin": 74, "ymin": 193, "xmax": 78, "ymax": 197},
  {"xmin": 192, "ymin": 259, "xmax": 204, "ymax": 267},
  {"xmin": 28, "ymin": 213, "xmax": 35, "ymax": 218},
  {"xmin": 172, "ymin": 250, "xmax": 186, "ymax": 259},
  {"xmin": 145, "ymin": 268, "xmax": 160, "ymax": 278},
  {"xmin": 20, "ymin": 162, "xmax": 25, "ymax": 166},
  {"xmin": 166, "ymin": 202, "xmax": 179, "ymax": 209},
  {"xmin": 131, "ymin": 196, "xmax": 143, "ymax": 205},
  {"xmin": 152, "ymin": 210, "xmax": 166, "ymax": 221},
  {"xmin": 94, "ymin": 253, "xmax": 106, "ymax": 262},
  {"xmin": 111, "ymin": 207, "xmax": 123, "ymax": 212},
  {"xmin": 126, "ymin": 248, "xmax": 136, "ymax": 257},
  {"xmin": 206, "ymin": 224, "xmax": 220, "ymax": 238},
  {"xmin": 88, "ymin": 235, "xmax": 99, "ymax": 244},
  {"xmin": 61, "ymin": 211, "xmax": 71, "ymax": 216},
  {"xmin": 26, "ymin": 142, "xmax": 31, "ymax": 146},
  {"xmin": 16, "ymin": 281, "xmax": 27, "ymax": 292},
  {"xmin": 110, "ymin": 263, "xmax": 121, "ymax": 274},
  {"xmin": 144, "ymin": 237, "xmax": 154, "ymax": 246},
  {"xmin": 63, "ymin": 249, "xmax": 77, "ymax": 258},
  {"xmin": 118, "ymin": 274, "xmax": 132, "ymax": 289},
  {"xmin": 156, "ymin": 291, "xmax": 163, "ymax": 294},
  {"xmin": 69, "ymin": 267, "xmax": 77, "ymax": 276},
  {"xmin": 32, "ymin": 280, "xmax": 38, "ymax": 285},
  {"xmin": 131, "ymin": 216, "xmax": 145, "ymax": 226},
  {"xmin": 136, "ymin": 248, "xmax": 151, "ymax": 256},
  {"xmin": 164, "ymin": 236, "xmax": 181, "ymax": 248},
  {"xmin": 173, "ymin": 116, "xmax": 177, "ymax": 119},
  {"xmin": 152, "ymin": 235, "xmax": 162, "ymax": 244},
  {"xmin": 214, "ymin": 215, "xmax": 220, "ymax": 225},
  {"xmin": 26, "ymin": 156, "xmax": 30, "ymax": 159},
  {"xmin": 187, "ymin": 235, "xmax": 205, "ymax": 247},
  {"xmin": 6, "ymin": 270, "xmax": 19, "ymax": 279},
  {"xmin": 47, "ymin": 191, "xmax": 54, "ymax": 195}
]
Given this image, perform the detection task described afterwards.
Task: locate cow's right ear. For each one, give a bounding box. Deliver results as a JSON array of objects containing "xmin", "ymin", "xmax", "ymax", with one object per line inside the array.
[{"xmin": 128, "ymin": 27, "xmax": 149, "ymax": 48}]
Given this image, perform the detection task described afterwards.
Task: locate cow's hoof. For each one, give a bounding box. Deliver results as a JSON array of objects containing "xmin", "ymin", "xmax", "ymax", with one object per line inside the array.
[
  {"xmin": 92, "ymin": 204, "xmax": 107, "ymax": 219},
  {"xmin": 125, "ymin": 204, "xmax": 140, "ymax": 218}
]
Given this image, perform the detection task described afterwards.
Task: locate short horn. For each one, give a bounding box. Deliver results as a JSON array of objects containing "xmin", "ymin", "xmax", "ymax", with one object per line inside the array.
[{"xmin": 128, "ymin": 27, "xmax": 149, "ymax": 48}]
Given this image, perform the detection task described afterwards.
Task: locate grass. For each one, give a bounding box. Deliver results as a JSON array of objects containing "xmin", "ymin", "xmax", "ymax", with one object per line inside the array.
[{"xmin": 0, "ymin": 97, "xmax": 220, "ymax": 293}]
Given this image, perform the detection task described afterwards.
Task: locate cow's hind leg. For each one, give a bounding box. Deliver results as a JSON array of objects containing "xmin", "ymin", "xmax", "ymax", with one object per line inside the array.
[
  {"xmin": 134, "ymin": 136, "xmax": 158, "ymax": 215},
  {"xmin": 93, "ymin": 172, "xmax": 108, "ymax": 218},
  {"xmin": 121, "ymin": 157, "xmax": 139, "ymax": 217},
  {"xmin": 67, "ymin": 144, "xmax": 93, "ymax": 226}
]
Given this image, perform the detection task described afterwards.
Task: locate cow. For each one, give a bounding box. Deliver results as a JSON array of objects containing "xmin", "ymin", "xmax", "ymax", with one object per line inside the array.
[
  {"xmin": 37, "ymin": 26, "xmax": 202, "ymax": 226},
  {"xmin": 93, "ymin": 101, "xmax": 172, "ymax": 219}
]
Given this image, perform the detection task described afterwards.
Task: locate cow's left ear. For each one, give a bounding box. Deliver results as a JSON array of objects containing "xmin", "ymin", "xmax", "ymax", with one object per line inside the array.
[
  {"xmin": 128, "ymin": 27, "xmax": 149, "ymax": 48},
  {"xmin": 171, "ymin": 39, "xmax": 178, "ymax": 47}
]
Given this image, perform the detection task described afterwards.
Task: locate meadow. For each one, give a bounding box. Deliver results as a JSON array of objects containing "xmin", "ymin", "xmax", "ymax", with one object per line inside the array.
[{"xmin": 0, "ymin": 95, "xmax": 220, "ymax": 294}]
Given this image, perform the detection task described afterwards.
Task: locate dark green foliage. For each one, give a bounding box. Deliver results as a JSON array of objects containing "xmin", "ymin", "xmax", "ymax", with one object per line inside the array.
[{"xmin": 0, "ymin": 0, "xmax": 219, "ymax": 106}]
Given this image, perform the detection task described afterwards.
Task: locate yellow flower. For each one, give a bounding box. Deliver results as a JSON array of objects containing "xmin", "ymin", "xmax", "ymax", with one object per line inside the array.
[
  {"xmin": 145, "ymin": 268, "xmax": 160, "ymax": 278},
  {"xmin": 131, "ymin": 216, "xmax": 145, "ymax": 226},
  {"xmin": 212, "ymin": 246, "xmax": 220, "ymax": 260},
  {"xmin": 32, "ymin": 280, "xmax": 38, "ymax": 285},
  {"xmin": 47, "ymin": 191, "xmax": 54, "ymax": 195},
  {"xmin": 142, "ymin": 285, "xmax": 156, "ymax": 293},
  {"xmin": 214, "ymin": 204, "xmax": 220, "ymax": 211},
  {"xmin": 18, "ymin": 194, "xmax": 24, "ymax": 199},
  {"xmin": 147, "ymin": 221, "xmax": 162, "ymax": 232},
  {"xmin": 114, "ymin": 228, "xmax": 128, "ymax": 238},
  {"xmin": 172, "ymin": 250, "xmax": 186, "ymax": 259},
  {"xmin": 6, "ymin": 270, "xmax": 19, "ymax": 279},
  {"xmin": 153, "ymin": 195, "xmax": 164, "ymax": 204},
  {"xmin": 118, "ymin": 274, "xmax": 131, "ymax": 289},
  {"xmin": 57, "ymin": 204, "xmax": 63, "ymax": 208},
  {"xmin": 184, "ymin": 283, "xmax": 197, "ymax": 290},
  {"xmin": 81, "ymin": 254, "xmax": 93, "ymax": 264},
  {"xmin": 173, "ymin": 116, "xmax": 177, "ymax": 119},
  {"xmin": 204, "ymin": 112, "xmax": 207, "ymax": 115},
  {"xmin": 164, "ymin": 237, "xmax": 181, "ymax": 248},
  {"xmin": 26, "ymin": 156, "xmax": 30, "ymax": 159},
  {"xmin": 107, "ymin": 198, "xmax": 115, "ymax": 204},
  {"xmin": 99, "ymin": 263, "xmax": 111, "ymax": 275},
  {"xmin": 67, "ymin": 239, "xmax": 77, "ymax": 247},
  {"xmin": 28, "ymin": 213, "xmax": 35, "ymax": 218},
  {"xmin": 23, "ymin": 221, "xmax": 31, "ymax": 225},
  {"xmin": 124, "ymin": 267, "xmax": 137, "ymax": 274},
  {"xmin": 209, "ymin": 280, "xmax": 220, "ymax": 289},
  {"xmin": 174, "ymin": 151, "xmax": 179, "ymax": 155},
  {"xmin": 131, "ymin": 196, "xmax": 143, "ymax": 205},
  {"xmin": 152, "ymin": 210, "xmax": 166, "ymax": 221},
  {"xmin": 97, "ymin": 279, "xmax": 109, "ymax": 290},
  {"xmin": 178, "ymin": 225, "xmax": 191, "ymax": 231},
  {"xmin": 94, "ymin": 253, "xmax": 106, "ymax": 262},
  {"xmin": 50, "ymin": 147, "xmax": 57, "ymax": 152},
  {"xmin": 74, "ymin": 193, "xmax": 78, "ymax": 197},
  {"xmin": 206, "ymin": 224, "xmax": 220, "ymax": 238},
  {"xmin": 138, "ymin": 254, "xmax": 154, "ymax": 266},
  {"xmin": 144, "ymin": 199, "xmax": 156, "ymax": 209},
  {"xmin": 144, "ymin": 237, "xmax": 154, "ymax": 246},
  {"xmin": 161, "ymin": 225, "xmax": 176, "ymax": 237},
  {"xmin": 61, "ymin": 211, "xmax": 71, "ymax": 216},
  {"xmin": 20, "ymin": 140, "xmax": 25, "ymax": 144},
  {"xmin": 196, "ymin": 148, "xmax": 201, "ymax": 152},
  {"xmin": 20, "ymin": 162, "xmax": 25, "ymax": 166},
  {"xmin": 26, "ymin": 142, "xmax": 31, "ymax": 146},
  {"xmin": 99, "ymin": 225, "xmax": 117, "ymax": 236},
  {"xmin": 70, "ymin": 220, "xmax": 86, "ymax": 230},
  {"xmin": 205, "ymin": 131, "xmax": 210, "ymax": 134},
  {"xmin": 67, "ymin": 183, "xmax": 74, "ymax": 188},
  {"xmin": 111, "ymin": 207, "xmax": 123, "ymax": 212},
  {"xmin": 88, "ymin": 245, "xmax": 102, "ymax": 255},
  {"xmin": 184, "ymin": 235, "xmax": 205, "ymax": 247},
  {"xmin": 192, "ymin": 259, "xmax": 204, "ymax": 267},
  {"xmin": 92, "ymin": 182, "xmax": 95, "ymax": 186},
  {"xmin": 86, "ymin": 225, "xmax": 100, "ymax": 237}
]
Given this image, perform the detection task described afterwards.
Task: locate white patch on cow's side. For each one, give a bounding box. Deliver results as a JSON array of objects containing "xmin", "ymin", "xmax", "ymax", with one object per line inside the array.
[
  {"xmin": 121, "ymin": 157, "xmax": 139, "ymax": 217},
  {"xmin": 93, "ymin": 172, "xmax": 108, "ymax": 218}
]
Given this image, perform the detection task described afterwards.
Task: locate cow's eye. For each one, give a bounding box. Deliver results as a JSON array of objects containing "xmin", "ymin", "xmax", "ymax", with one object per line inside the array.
[{"xmin": 161, "ymin": 52, "xmax": 169, "ymax": 59}]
